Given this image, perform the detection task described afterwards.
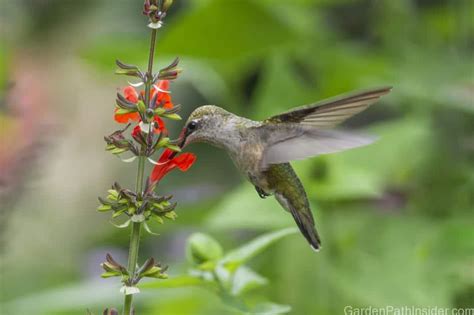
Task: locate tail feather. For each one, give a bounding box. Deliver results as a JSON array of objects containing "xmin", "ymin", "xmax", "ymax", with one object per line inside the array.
[
  {"xmin": 289, "ymin": 207, "xmax": 322, "ymax": 251},
  {"xmin": 275, "ymin": 192, "xmax": 322, "ymax": 251}
]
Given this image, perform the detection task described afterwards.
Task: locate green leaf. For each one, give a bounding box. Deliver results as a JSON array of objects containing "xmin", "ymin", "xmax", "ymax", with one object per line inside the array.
[
  {"xmin": 220, "ymin": 228, "xmax": 297, "ymax": 272},
  {"xmin": 231, "ymin": 266, "xmax": 268, "ymax": 296}
]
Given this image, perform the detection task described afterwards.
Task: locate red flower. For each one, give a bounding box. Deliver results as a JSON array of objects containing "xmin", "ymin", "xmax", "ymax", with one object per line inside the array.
[
  {"xmin": 114, "ymin": 81, "xmax": 173, "ymax": 123},
  {"xmin": 152, "ymin": 80, "xmax": 173, "ymax": 109},
  {"xmin": 131, "ymin": 125, "xmax": 141, "ymax": 138},
  {"xmin": 114, "ymin": 86, "xmax": 141, "ymax": 123},
  {"xmin": 149, "ymin": 148, "xmax": 196, "ymax": 184}
]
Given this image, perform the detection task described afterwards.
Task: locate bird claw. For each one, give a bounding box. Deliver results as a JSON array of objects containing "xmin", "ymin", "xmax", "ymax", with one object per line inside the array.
[{"xmin": 255, "ymin": 186, "xmax": 271, "ymax": 199}]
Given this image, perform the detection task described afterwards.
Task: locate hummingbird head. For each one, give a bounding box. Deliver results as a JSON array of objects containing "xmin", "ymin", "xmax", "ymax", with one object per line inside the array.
[{"xmin": 179, "ymin": 105, "xmax": 236, "ymax": 149}]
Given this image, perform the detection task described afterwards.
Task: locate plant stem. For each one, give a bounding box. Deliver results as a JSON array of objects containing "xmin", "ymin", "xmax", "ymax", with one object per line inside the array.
[
  {"xmin": 123, "ymin": 223, "xmax": 142, "ymax": 314},
  {"xmin": 122, "ymin": 28, "xmax": 158, "ymax": 315},
  {"xmin": 144, "ymin": 29, "xmax": 157, "ymax": 108},
  {"xmin": 123, "ymin": 156, "xmax": 145, "ymax": 315}
]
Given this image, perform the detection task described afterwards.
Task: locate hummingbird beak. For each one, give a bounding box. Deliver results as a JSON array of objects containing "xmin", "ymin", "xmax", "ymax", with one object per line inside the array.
[
  {"xmin": 177, "ymin": 127, "xmax": 188, "ymax": 149},
  {"xmin": 165, "ymin": 128, "xmax": 187, "ymax": 160}
]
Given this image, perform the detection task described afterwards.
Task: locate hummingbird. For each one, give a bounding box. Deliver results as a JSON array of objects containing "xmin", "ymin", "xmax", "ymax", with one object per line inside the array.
[{"xmin": 179, "ymin": 87, "xmax": 392, "ymax": 251}]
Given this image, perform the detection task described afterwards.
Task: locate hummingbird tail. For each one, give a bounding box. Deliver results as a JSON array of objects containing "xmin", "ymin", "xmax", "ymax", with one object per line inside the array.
[
  {"xmin": 289, "ymin": 207, "xmax": 322, "ymax": 252},
  {"xmin": 275, "ymin": 192, "xmax": 322, "ymax": 251}
]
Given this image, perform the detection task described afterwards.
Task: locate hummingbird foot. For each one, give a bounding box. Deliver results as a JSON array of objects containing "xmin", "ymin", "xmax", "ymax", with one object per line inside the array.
[{"xmin": 255, "ymin": 185, "xmax": 271, "ymax": 199}]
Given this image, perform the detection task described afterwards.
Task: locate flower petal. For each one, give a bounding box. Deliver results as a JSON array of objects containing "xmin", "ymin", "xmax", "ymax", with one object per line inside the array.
[
  {"xmin": 128, "ymin": 81, "xmax": 144, "ymax": 87},
  {"xmin": 120, "ymin": 286, "xmax": 140, "ymax": 295},
  {"xmin": 173, "ymin": 153, "xmax": 197, "ymax": 171},
  {"xmin": 156, "ymin": 80, "xmax": 170, "ymax": 93},
  {"xmin": 114, "ymin": 109, "xmax": 140, "ymax": 123},
  {"xmin": 158, "ymin": 148, "xmax": 175, "ymax": 163},
  {"xmin": 150, "ymin": 151, "xmax": 196, "ymax": 183},
  {"xmin": 131, "ymin": 125, "xmax": 141, "ymax": 137},
  {"xmin": 139, "ymin": 121, "xmax": 151, "ymax": 133},
  {"xmin": 118, "ymin": 155, "xmax": 138, "ymax": 163},
  {"xmin": 123, "ymin": 86, "xmax": 139, "ymax": 103},
  {"xmin": 153, "ymin": 116, "xmax": 167, "ymax": 134}
]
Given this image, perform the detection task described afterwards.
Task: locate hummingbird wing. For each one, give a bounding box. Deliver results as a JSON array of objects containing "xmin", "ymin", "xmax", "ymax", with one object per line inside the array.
[
  {"xmin": 260, "ymin": 128, "xmax": 377, "ymax": 167},
  {"xmin": 264, "ymin": 86, "xmax": 392, "ymax": 128},
  {"xmin": 257, "ymin": 87, "xmax": 391, "ymax": 168}
]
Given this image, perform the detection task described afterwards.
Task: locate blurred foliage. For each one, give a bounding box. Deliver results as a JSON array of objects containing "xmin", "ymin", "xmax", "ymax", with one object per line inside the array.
[{"xmin": 1, "ymin": 0, "xmax": 473, "ymax": 314}]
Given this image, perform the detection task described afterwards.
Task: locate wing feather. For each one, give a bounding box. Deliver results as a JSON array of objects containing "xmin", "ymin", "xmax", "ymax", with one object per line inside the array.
[
  {"xmin": 260, "ymin": 128, "xmax": 377, "ymax": 168},
  {"xmin": 256, "ymin": 87, "xmax": 391, "ymax": 168},
  {"xmin": 265, "ymin": 87, "xmax": 392, "ymax": 129}
]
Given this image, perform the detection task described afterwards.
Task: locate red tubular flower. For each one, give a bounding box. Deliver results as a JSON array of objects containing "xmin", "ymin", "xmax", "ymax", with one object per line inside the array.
[
  {"xmin": 131, "ymin": 125, "xmax": 141, "ymax": 138},
  {"xmin": 150, "ymin": 148, "xmax": 196, "ymax": 184},
  {"xmin": 153, "ymin": 80, "xmax": 173, "ymax": 109},
  {"xmin": 154, "ymin": 116, "xmax": 166, "ymax": 133},
  {"xmin": 114, "ymin": 86, "xmax": 141, "ymax": 123},
  {"xmin": 114, "ymin": 81, "xmax": 173, "ymax": 123}
]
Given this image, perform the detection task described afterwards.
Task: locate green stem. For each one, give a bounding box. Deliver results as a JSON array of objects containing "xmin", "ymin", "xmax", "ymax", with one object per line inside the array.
[
  {"xmin": 122, "ymin": 26, "xmax": 158, "ymax": 315},
  {"xmin": 123, "ymin": 223, "xmax": 142, "ymax": 314},
  {"xmin": 144, "ymin": 28, "xmax": 157, "ymax": 109},
  {"xmin": 135, "ymin": 154, "xmax": 146, "ymax": 193},
  {"xmin": 123, "ymin": 156, "xmax": 145, "ymax": 315}
]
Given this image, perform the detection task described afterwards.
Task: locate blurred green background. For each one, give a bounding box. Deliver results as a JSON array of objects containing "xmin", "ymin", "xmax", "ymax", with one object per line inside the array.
[{"xmin": 1, "ymin": 0, "xmax": 473, "ymax": 314}]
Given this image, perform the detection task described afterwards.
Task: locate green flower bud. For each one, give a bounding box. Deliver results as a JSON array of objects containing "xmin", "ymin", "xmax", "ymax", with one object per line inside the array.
[
  {"xmin": 186, "ymin": 233, "xmax": 223, "ymax": 265},
  {"xmin": 137, "ymin": 100, "xmax": 146, "ymax": 114},
  {"xmin": 163, "ymin": 0, "xmax": 173, "ymax": 12}
]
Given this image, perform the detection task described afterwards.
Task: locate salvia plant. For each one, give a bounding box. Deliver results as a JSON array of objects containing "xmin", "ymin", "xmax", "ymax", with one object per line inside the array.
[
  {"xmin": 97, "ymin": 0, "xmax": 196, "ymax": 313},
  {"xmin": 95, "ymin": 1, "xmax": 296, "ymax": 314}
]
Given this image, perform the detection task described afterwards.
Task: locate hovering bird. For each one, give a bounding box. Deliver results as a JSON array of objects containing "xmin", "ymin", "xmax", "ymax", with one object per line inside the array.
[{"xmin": 179, "ymin": 87, "xmax": 392, "ymax": 251}]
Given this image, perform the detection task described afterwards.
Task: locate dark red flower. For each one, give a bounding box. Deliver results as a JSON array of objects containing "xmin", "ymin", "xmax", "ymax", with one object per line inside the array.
[
  {"xmin": 149, "ymin": 148, "xmax": 196, "ymax": 184},
  {"xmin": 131, "ymin": 125, "xmax": 141, "ymax": 138}
]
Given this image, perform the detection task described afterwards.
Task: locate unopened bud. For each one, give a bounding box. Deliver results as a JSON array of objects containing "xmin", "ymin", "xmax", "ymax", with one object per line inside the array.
[
  {"xmin": 137, "ymin": 100, "xmax": 146, "ymax": 114},
  {"xmin": 186, "ymin": 233, "xmax": 223, "ymax": 265},
  {"xmin": 162, "ymin": 0, "xmax": 173, "ymax": 12}
]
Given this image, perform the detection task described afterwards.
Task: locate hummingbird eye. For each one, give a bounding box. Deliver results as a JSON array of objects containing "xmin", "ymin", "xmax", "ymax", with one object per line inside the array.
[{"xmin": 187, "ymin": 120, "xmax": 198, "ymax": 132}]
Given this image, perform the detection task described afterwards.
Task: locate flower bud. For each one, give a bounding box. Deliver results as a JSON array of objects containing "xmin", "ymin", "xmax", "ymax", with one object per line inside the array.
[
  {"xmin": 137, "ymin": 100, "xmax": 146, "ymax": 114},
  {"xmin": 162, "ymin": 0, "xmax": 173, "ymax": 12},
  {"xmin": 146, "ymin": 108, "xmax": 155, "ymax": 119},
  {"xmin": 186, "ymin": 233, "xmax": 223, "ymax": 265}
]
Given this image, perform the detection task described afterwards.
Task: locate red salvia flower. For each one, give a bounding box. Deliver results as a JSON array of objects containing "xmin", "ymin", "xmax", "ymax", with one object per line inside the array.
[
  {"xmin": 114, "ymin": 86, "xmax": 141, "ymax": 123},
  {"xmin": 131, "ymin": 125, "xmax": 141, "ymax": 138},
  {"xmin": 114, "ymin": 81, "xmax": 173, "ymax": 123},
  {"xmin": 149, "ymin": 148, "xmax": 196, "ymax": 184},
  {"xmin": 153, "ymin": 80, "xmax": 173, "ymax": 109}
]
